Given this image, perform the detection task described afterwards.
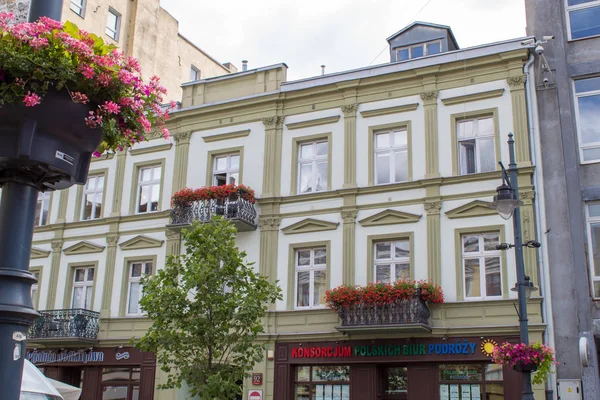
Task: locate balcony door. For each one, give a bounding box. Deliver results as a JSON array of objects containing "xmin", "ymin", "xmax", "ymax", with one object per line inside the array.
[{"xmin": 72, "ymin": 267, "xmax": 94, "ymax": 309}]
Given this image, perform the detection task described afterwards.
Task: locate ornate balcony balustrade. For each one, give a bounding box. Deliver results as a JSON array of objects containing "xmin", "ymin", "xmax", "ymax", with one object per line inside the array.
[
  {"xmin": 170, "ymin": 195, "xmax": 257, "ymax": 231},
  {"xmin": 29, "ymin": 309, "xmax": 100, "ymax": 342}
]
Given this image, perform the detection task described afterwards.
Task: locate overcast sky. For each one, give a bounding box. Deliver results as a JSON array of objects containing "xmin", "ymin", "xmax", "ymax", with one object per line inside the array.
[{"xmin": 159, "ymin": 0, "xmax": 527, "ymax": 82}]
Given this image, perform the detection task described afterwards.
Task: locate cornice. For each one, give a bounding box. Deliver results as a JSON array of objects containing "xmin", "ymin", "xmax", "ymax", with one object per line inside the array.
[
  {"xmin": 129, "ymin": 143, "xmax": 173, "ymax": 156},
  {"xmin": 285, "ymin": 116, "xmax": 340, "ymax": 130},
  {"xmin": 201, "ymin": 129, "xmax": 251, "ymax": 142},
  {"xmin": 360, "ymin": 103, "xmax": 419, "ymax": 118},
  {"xmin": 281, "ymin": 218, "xmax": 339, "ymax": 234},
  {"xmin": 441, "ymin": 89, "xmax": 505, "ymax": 106}
]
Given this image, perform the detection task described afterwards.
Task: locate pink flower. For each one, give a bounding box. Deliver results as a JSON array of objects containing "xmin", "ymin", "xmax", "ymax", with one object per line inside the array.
[
  {"xmin": 169, "ymin": 100, "xmax": 178, "ymax": 110},
  {"xmin": 137, "ymin": 115, "xmax": 152, "ymax": 133},
  {"xmin": 93, "ymin": 151, "xmax": 102, "ymax": 158},
  {"xmin": 30, "ymin": 37, "xmax": 49, "ymax": 49},
  {"xmin": 102, "ymin": 101, "xmax": 120, "ymax": 114},
  {"xmin": 161, "ymin": 128, "xmax": 170, "ymax": 139},
  {"xmin": 38, "ymin": 16, "xmax": 63, "ymax": 30},
  {"xmin": 71, "ymin": 92, "xmax": 89, "ymax": 104},
  {"xmin": 14, "ymin": 77, "xmax": 25, "ymax": 87},
  {"xmin": 125, "ymin": 57, "xmax": 141, "ymax": 73},
  {"xmin": 23, "ymin": 91, "xmax": 41, "ymax": 107},
  {"xmin": 97, "ymin": 73, "xmax": 112, "ymax": 87},
  {"xmin": 77, "ymin": 64, "xmax": 95, "ymax": 79},
  {"xmin": 85, "ymin": 111, "xmax": 103, "ymax": 128},
  {"xmin": 118, "ymin": 69, "xmax": 135, "ymax": 85}
]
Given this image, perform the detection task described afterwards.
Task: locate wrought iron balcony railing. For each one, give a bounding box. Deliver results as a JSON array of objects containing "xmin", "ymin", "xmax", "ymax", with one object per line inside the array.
[
  {"xmin": 170, "ymin": 196, "xmax": 257, "ymax": 231},
  {"xmin": 29, "ymin": 309, "xmax": 100, "ymax": 342}
]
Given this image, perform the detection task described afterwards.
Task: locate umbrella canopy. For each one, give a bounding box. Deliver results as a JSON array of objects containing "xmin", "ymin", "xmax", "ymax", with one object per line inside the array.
[
  {"xmin": 47, "ymin": 378, "xmax": 82, "ymax": 400},
  {"xmin": 21, "ymin": 360, "xmax": 63, "ymax": 399}
]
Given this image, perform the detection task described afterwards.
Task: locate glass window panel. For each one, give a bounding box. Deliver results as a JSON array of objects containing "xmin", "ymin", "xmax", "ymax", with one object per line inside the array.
[
  {"xmin": 376, "ymin": 153, "xmax": 391, "ymax": 184},
  {"xmin": 128, "ymin": 282, "xmax": 140, "ymax": 314},
  {"xmin": 144, "ymin": 263, "xmax": 153, "ymax": 275},
  {"xmin": 83, "ymin": 194, "xmax": 94, "ymax": 220},
  {"xmin": 312, "ymin": 366, "xmax": 350, "ymax": 381},
  {"xmin": 575, "ymin": 77, "xmax": 600, "ymax": 93},
  {"xmin": 85, "ymin": 287, "xmax": 92, "ymax": 309},
  {"xmin": 478, "ymin": 117, "xmax": 494, "ymax": 136},
  {"xmin": 299, "ymin": 163, "xmax": 313, "ymax": 193},
  {"xmin": 131, "ymin": 264, "xmax": 142, "ymax": 278},
  {"xmin": 151, "ymin": 184, "xmax": 160, "ymax": 211},
  {"xmin": 230, "ymin": 155, "xmax": 240, "ymax": 169},
  {"xmin": 570, "ymin": 6, "xmax": 600, "ymax": 39},
  {"xmin": 138, "ymin": 186, "xmax": 149, "ymax": 213},
  {"xmin": 485, "ymin": 364, "xmax": 504, "ymax": 381},
  {"xmin": 464, "ymin": 259, "xmax": 481, "ymax": 297},
  {"xmin": 395, "ymin": 264, "xmax": 410, "ymax": 280},
  {"xmin": 485, "ymin": 382, "xmax": 504, "ymax": 399},
  {"xmin": 300, "ymin": 143, "xmax": 313, "ymax": 159},
  {"xmin": 594, "ymin": 281, "xmax": 600, "ymax": 298},
  {"xmin": 376, "ymin": 133, "xmax": 390, "ymax": 148},
  {"xmin": 386, "ymin": 367, "xmax": 408, "ymax": 394},
  {"xmin": 94, "ymin": 193, "xmax": 102, "ymax": 219},
  {"xmin": 87, "ymin": 268, "xmax": 94, "ymax": 281},
  {"xmin": 485, "ymin": 257, "xmax": 502, "ymax": 296},
  {"xmin": 589, "ymin": 204, "xmax": 600, "ymax": 217},
  {"xmin": 483, "ymin": 234, "xmax": 500, "ymax": 251},
  {"xmin": 317, "ymin": 141, "xmax": 328, "ymax": 156},
  {"xmin": 395, "ymin": 241, "xmax": 410, "ymax": 258},
  {"xmin": 296, "ymin": 366, "xmax": 310, "ymax": 381},
  {"xmin": 107, "ymin": 12, "xmax": 117, "ymax": 29},
  {"xmin": 394, "ymin": 130, "xmax": 407, "ymax": 147},
  {"xmin": 457, "ymin": 120, "xmax": 474, "ymax": 138},
  {"xmin": 215, "ymin": 157, "xmax": 227, "ymax": 171},
  {"xmin": 314, "ymin": 270, "xmax": 327, "ymax": 306},
  {"xmin": 316, "ymin": 161, "xmax": 328, "ymax": 191},
  {"xmin": 376, "ymin": 242, "xmax": 391, "ymax": 259},
  {"xmin": 141, "ymin": 168, "xmax": 151, "ymax": 182},
  {"xmin": 297, "ymin": 250, "xmax": 311, "ymax": 266},
  {"xmin": 591, "ymin": 225, "xmax": 600, "ymax": 276},
  {"xmin": 577, "ymin": 95, "xmax": 600, "ymax": 145},
  {"xmin": 102, "ymin": 386, "xmax": 127, "ymax": 400},
  {"xmin": 86, "ymin": 177, "xmax": 94, "ymax": 190},
  {"xmin": 376, "ymin": 265, "xmax": 391, "ymax": 283},
  {"xmin": 97, "ymin": 175, "xmax": 105, "ymax": 189},
  {"xmin": 102, "ymin": 368, "xmax": 131, "ymax": 382},
  {"xmin": 297, "ymin": 271, "xmax": 310, "ymax": 307},
  {"xmin": 439, "ymin": 364, "xmax": 483, "ymax": 381},
  {"xmin": 397, "ymin": 48, "xmax": 409, "ymax": 61},
  {"xmin": 75, "ymin": 269, "xmax": 85, "ymax": 282},
  {"xmin": 569, "ymin": 0, "xmax": 597, "ymax": 5},
  {"xmin": 427, "ymin": 41, "xmax": 441, "ymax": 55},
  {"xmin": 463, "ymin": 236, "xmax": 479, "ymax": 252},
  {"xmin": 459, "ymin": 140, "xmax": 477, "ymax": 174},
  {"xmin": 295, "ymin": 384, "xmax": 310, "ymax": 400},
  {"xmin": 72, "ymin": 287, "xmax": 83, "ymax": 308},
  {"xmin": 412, "ymin": 45, "xmax": 424, "ymax": 58},
  {"xmin": 229, "ymin": 172, "xmax": 238, "ymax": 185},
  {"xmin": 152, "ymin": 166, "xmax": 161, "ymax": 180},
  {"xmin": 582, "ymin": 147, "xmax": 600, "ymax": 162},
  {"xmin": 314, "ymin": 249, "xmax": 327, "ymax": 265},
  {"xmin": 132, "ymin": 387, "xmax": 139, "ymax": 400},
  {"xmin": 394, "ymin": 150, "xmax": 408, "ymax": 182}
]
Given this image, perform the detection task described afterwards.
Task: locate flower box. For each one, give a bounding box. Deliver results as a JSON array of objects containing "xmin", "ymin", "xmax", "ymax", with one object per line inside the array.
[{"xmin": 491, "ymin": 342, "xmax": 556, "ymax": 384}]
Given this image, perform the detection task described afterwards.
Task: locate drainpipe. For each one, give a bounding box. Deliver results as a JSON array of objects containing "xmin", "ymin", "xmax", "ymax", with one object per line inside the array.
[{"xmin": 523, "ymin": 51, "xmax": 557, "ymax": 400}]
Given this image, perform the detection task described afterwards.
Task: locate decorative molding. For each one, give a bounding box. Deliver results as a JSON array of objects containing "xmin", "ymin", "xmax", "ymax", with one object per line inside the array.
[
  {"xmin": 360, "ymin": 103, "xmax": 419, "ymax": 118},
  {"xmin": 285, "ymin": 116, "xmax": 340, "ymax": 130},
  {"xmin": 506, "ymin": 75, "xmax": 527, "ymax": 89},
  {"xmin": 420, "ymin": 91, "xmax": 439, "ymax": 103},
  {"xmin": 119, "ymin": 235, "xmax": 164, "ymax": 250},
  {"xmin": 282, "ymin": 218, "xmax": 339, "ymax": 234},
  {"xmin": 424, "ymin": 201, "xmax": 442, "ymax": 215},
  {"xmin": 129, "ymin": 143, "xmax": 173, "ymax": 156},
  {"xmin": 358, "ymin": 209, "xmax": 422, "ymax": 226},
  {"xmin": 145, "ymin": 129, "xmax": 163, "ymax": 140},
  {"xmin": 441, "ymin": 89, "xmax": 505, "ymax": 106},
  {"xmin": 51, "ymin": 240, "xmax": 64, "ymax": 252},
  {"xmin": 341, "ymin": 103, "xmax": 358, "ymax": 116},
  {"xmin": 165, "ymin": 230, "xmax": 181, "ymax": 241},
  {"xmin": 341, "ymin": 210, "xmax": 358, "ymax": 224},
  {"xmin": 519, "ymin": 191, "xmax": 535, "ymax": 200},
  {"xmin": 259, "ymin": 217, "xmax": 281, "ymax": 232},
  {"xmin": 30, "ymin": 247, "xmax": 50, "ymax": 259},
  {"xmin": 106, "ymin": 235, "xmax": 120, "ymax": 247},
  {"xmin": 262, "ymin": 116, "xmax": 283, "ymax": 127},
  {"xmin": 202, "ymin": 129, "xmax": 251, "ymax": 142},
  {"xmin": 91, "ymin": 153, "xmax": 115, "ymax": 162},
  {"xmin": 174, "ymin": 131, "xmax": 192, "ymax": 143},
  {"xmin": 445, "ymin": 200, "xmax": 496, "ymax": 219},
  {"xmin": 63, "ymin": 241, "xmax": 106, "ymax": 255}
]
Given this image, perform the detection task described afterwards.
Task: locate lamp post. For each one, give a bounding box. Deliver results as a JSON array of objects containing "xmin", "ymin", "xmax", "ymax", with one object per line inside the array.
[{"xmin": 489, "ymin": 133, "xmax": 537, "ymax": 400}]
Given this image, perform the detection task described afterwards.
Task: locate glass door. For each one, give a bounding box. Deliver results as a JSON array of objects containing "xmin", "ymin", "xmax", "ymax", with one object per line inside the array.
[
  {"xmin": 101, "ymin": 368, "xmax": 141, "ymax": 400},
  {"xmin": 381, "ymin": 366, "xmax": 408, "ymax": 400},
  {"xmin": 294, "ymin": 366, "xmax": 350, "ymax": 400},
  {"xmin": 438, "ymin": 364, "xmax": 504, "ymax": 400}
]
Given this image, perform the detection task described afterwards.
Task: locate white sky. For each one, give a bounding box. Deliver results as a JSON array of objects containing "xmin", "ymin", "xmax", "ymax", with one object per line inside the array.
[{"xmin": 159, "ymin": 0, "xmax": 527, "ymax": 82}]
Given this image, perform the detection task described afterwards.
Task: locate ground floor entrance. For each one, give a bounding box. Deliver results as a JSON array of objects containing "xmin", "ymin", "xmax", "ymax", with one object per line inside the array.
[
  {"xmin": 274, "ymin": 336, "xmax": 522, "ymax": 400},
  {"xmin": 26, "ymin": 346, "xmax": 156, "ymax": 399}
]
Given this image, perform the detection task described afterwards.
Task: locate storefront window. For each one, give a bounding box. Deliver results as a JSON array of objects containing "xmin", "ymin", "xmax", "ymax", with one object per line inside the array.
[
  {"xmin": 384, "ymin": 367, "xmax": 408, "ymax": 399},
  {"xmin": 102, "ymin": 368, "xmax": 141, "ymax": 400},
  {"xmin": 295, "ymin": 366, "xmax": 350, "ymax": 400},
  {"xmin": 439, "ymin": 364, "xmax": 503, "ymax": 400}
]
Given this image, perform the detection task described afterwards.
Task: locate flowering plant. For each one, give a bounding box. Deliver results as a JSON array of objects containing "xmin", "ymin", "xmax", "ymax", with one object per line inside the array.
[
  {"xmin": 0, "ymin": 13, "xmax": 173, "ymax": 154},
  {"xmin": 492, "ymin": 342, "xmax": 557, "ymax": 385},
  {"xmin": 325, "ymin": 280, "xmax": 444, "ymax": 311},
  {"xmin": 171, "ymin": 184, "xmax": 256, "ymax": 207}
]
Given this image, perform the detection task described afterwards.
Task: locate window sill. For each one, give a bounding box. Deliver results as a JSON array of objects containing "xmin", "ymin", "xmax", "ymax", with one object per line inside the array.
[
  {"xmin": 69, "ymin": 10, "xmax": 85, "ymax": 19},
  {"xmin": 568, "ymin": 33, "xmax": 600, "ymax": 43}
]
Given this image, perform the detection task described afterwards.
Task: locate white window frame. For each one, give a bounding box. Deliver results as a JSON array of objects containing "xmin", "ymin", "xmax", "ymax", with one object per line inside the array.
[
  {"xmin": 35, "ymin": 192, "xmax": 51, "ymax": 227},
  {"xmin": 105, "ymin": 8, "xmax": 121, "ymax": 41},
  {"xmin": 136, "ymin": 165, "xmax": 161, "ymax": 214},
  {"xmin": 31, "ymin": 272, "xmax": 40, "ymax": 309},
  {"xmin": 81, "ymin": 174, "xmax": 105, "ymax": 220},
  {"xmin": 586, "ymin": 203, "xmax": 600, "ymax": 298},
  {"xmin": 212, "ymin": 153, "xmax": 240, "ymax": 186},
  {"xmin": 126, "ymin": 261, "xmax": 153, "ymax": 316},
  {"xmin": 462, "ymin": 233, "xmax": 503, "ymax": 300},
  {"xmin": 190, "ymin": 65, "xmax": 201, "ymax": 81},
  {"xmin": 374, "ymin": 128, "xmax": 409, "ymax": 185},
  {"xmin": 457, "ymin": 116, "xmax": 496, "ymax": 175},
  {"xmin": 373, "ymin": 240, "xmax": 411, "ymax": 283},
  {"xmin": 71, "ymin": 267, "xmax": 94, "ymax": 310},
  {"xmin": 565, "ymin": 0, "xmax": 600, "ymax": 40},
  {"xmin": 70, "ymin": 0, "xmax": 86, "ymax": 17},
  {"xmin": 574, "ymin": 77, "xmax": 600, "ymax": 164},
  {"xmin": 297, "ymin": 140, "xmax": 328, "ymax": 194},
  {"xmin": 294, "ymin": 248, "xmax": 327, "ymax": 310},
  {"xmin": 395, "ymin": 40, "xmax": 442, "ymax": 61}
]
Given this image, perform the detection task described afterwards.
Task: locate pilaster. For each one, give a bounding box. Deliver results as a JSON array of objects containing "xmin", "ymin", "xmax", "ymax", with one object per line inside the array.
[
  {"xmin": 341, "ymin": 209, "xmax": 358, "ymax": 284},
  {"xmin": 519, "ymin": 190, "xmax": 538, "ymax": 284},
  {"xmin": 100, "ymin": 235, "xmax": 119, "ymax": 318},
  {"xmin": 341, "ymin": 104, "xmax": 358, "ymax": 188},
  {"xmin": 506, "ymin": 76, "xmax": 531, "ymax": 166},
  {"xmin": 111, "ymin": 150, "xmax": 127, "ymax": 217},
  {"xmin": 46, "ymin": 239, "xmax": 64, "ymax": 309},
  {"xmin": 424, "ymin": 200, "xmax": 442, "ymax": 284},
  {"xmin": 172, "ymin": 131, "xmax": 192, "ymax": 193},
  {"xmin": 261, "ymin": 116, "xmax": 284, "ymax": 198},
  {"xmin": 55, "ymin": 190, "xmax": 69, "ymax": 224},
  {"xmin": 258, "ymin": 216, "xmax": 281, "ymax": 281},
  {"xmin": 421, "ymin": 91, "xmax": 440, "ymax": 178},
  {"xmin": 165, "ymin": 230, "xmax": 182, "ymax": 257}
]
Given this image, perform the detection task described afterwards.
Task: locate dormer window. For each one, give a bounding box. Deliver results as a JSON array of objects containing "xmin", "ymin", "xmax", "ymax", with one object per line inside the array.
[{"xmin": 396, "ymin": 40, "xmax": 443, "ymax": 61}]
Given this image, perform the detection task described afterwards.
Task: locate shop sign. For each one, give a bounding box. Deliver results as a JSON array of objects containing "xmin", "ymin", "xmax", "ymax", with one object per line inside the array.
[
  {"xmin": 248, "ymin": 390, "xmax": 262, "ymax": 400},
  {"xmin": 27, "ymin": 350, "xmax": 105, "ymax": 364},
  {"xmin": 291, "ymin": 340, "xmax": 478, "ymax": 359}
]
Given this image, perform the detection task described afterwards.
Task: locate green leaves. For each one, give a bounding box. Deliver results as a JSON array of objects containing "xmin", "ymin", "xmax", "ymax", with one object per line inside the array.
[{"xmin": 135, "ymin": 218, "xmax": 281, "ymax": 399}]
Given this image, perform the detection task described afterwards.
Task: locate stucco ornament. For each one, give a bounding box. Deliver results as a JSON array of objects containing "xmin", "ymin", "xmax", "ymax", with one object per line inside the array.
[
  {"xmin": 261, "ymin": 116, "xmax": 283, "ymax": 127},
  {"xmin": 506, "ymin": 75, "xmax": 527, "ymax": 89},
  {"xmin": 420, "ymin": 91, "xmax": 439, "ymax": 102}
]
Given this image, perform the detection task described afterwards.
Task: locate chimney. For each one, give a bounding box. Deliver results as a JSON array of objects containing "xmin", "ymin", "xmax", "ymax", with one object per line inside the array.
[
  {"xmin": 321, "ymin": 65, "xmax": 326, "ymax": 75},
  {"xmin": 242, "ymin": 60, "xmax": 248, "ymax": 71}
]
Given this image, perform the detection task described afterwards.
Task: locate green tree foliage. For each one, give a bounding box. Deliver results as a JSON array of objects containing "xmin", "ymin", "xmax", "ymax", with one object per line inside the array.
[{"xmin": 135, "ymin": 218, "xmax": 281, "ymax": 399}]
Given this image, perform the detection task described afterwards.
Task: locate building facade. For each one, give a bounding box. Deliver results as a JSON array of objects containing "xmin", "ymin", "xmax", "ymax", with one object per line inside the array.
[
  {"xmin": 525, "ymin": 0, "xmax": 600, "ymax": 397},
  {"xmin": 0, "ymin": 0, "xmax": 232, "ymax": 99},
  {"xmin": 20, "ymin": 22, "xmax": 551, "ymax": 399}
]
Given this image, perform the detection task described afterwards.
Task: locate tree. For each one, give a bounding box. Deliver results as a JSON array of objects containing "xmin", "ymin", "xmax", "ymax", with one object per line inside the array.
[{"xmin": 135, "ymin": 218, "xmax": 282, "ymax": 399}]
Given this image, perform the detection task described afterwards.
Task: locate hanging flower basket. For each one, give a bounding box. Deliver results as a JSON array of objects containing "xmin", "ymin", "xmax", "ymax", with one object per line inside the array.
[
  {"xmin": 491, "ymin": 342, "xmax": 557, "ymax": 385},
  {"xmin": 0, "ymin": 13, "xmax": 173, "ymax": 190}
]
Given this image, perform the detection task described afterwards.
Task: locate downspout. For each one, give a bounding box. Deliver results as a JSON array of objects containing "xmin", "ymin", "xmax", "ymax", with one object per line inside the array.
[{"xmin": 524, "ymin": 51, "xmax": 557, "ymax": 399}]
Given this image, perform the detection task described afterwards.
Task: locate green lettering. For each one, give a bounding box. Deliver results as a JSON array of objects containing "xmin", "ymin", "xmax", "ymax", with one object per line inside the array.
[
  {"xmin": 403, "ymin": 345, "xmax": 409, "ymax": 355},
  {"xmin": 420, "ymin": 344, "xmax": 426, "ymax": 355}
]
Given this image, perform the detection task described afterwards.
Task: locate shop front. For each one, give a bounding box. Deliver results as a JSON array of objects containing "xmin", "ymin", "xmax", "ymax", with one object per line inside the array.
[
  {"xmin": 274, "ymin": 336, "xmax": 522, "ymax": 400},
  {"xmin": 26, "ymin": 346, "xmax": 156, "ymax": 400}
]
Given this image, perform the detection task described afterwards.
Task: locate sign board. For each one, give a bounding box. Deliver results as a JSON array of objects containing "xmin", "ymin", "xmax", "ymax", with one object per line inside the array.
[
  {"xmin": 252, "ymin": 373, "xmax": 263, "ymax": 385},
  {"xmin": 248, "ymin": 390, "xmax": 262, "ymax": 400}
]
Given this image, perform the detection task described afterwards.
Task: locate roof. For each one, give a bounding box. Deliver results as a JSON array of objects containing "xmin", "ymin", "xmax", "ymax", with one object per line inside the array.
[{"xmin": 386, "ymin": 21, "xmax": 460, "ymax": 49}]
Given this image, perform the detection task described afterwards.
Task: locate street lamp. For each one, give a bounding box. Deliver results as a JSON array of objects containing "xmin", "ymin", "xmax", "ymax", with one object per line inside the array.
[{"xmin": 488, "ymin": 133, "xmax": 537, "ymax": 400}]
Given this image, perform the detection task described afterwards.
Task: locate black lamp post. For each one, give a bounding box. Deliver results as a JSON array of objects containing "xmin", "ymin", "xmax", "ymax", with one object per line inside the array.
[{"xmin": 489, "ymin": 133, "xmax": 538, "ymax": 400}]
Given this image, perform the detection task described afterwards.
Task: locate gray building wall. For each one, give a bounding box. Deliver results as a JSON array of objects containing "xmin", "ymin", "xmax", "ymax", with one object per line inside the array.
[
  {"xmin": 525, "ymin": 0, "xmax": 600, "ymax": 398},
  {"xmin": 388, "ymin": 24, "xmax": 458, "ymax": 62},
  {"xmin": 0, "ymin": 0, "xmax": 30, "ymax": 22}
]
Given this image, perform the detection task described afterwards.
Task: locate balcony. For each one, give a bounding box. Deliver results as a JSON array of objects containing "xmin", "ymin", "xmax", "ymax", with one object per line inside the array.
[
  {"xmin": 29, "ymin": 309, "xmax": 100, "ymax": 343},
  {"xmin": 169, "ymin": 186, "xmax": 257, "ymax": 232}
]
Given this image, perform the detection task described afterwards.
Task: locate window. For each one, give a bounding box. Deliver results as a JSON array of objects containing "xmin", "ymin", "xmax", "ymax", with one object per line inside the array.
[
  {"xmin": 295, "ymin": 247, "xmax": 327, "ymax": 308},
  {"xmin": 384, "ymin": 367, "xmax": 408, "ymax": 399},
  {"xmin": 575, "ymin": 76, "xmax": 600, "ymax": 162},
  {"xmin": 126, "ymin": 261, "xmax": 152, "ymax": 315},
  {"xmin": 71, "ymin": 267, "xmax": 94, "ymax": 309},
  {"xmin": 213, "ymin": 153, "xmax": 239, "ymax": 186},
  {"xmin": 373, "ymin": 240, "xmax": 410, "ymax": 283},
  {"xmin": 297, "ymin": 140, "xmax": 328, "ymax": 193},
  {"xmin": 35, "ymin": 192, "xmax": 51, "ymax": 227},
  {"xmin": 439, "ymin": 364, "xmax": 504, "ymax": 400},
  {"xmin": 457, "ymin": 116, "xmax": 496, "ymax": 175},
  {"xmin": 374, "ymin": 128, "xmax": 409, "ymax": 185},
  {"xmin": 295, "ymin": 366, "xmax": 350, "ymax": 400},
  {"xmin": 31, "ymin": 271, "xmax": 40, "ymax": 309},
  {"xmin": 136, "ymin": 165, "xmax": 161, "ymax": 213},
  {"xmin": 82, "ymin": 175, "xmax": 105, "ymax": 220},
  {"xmin": 395, "ymin": 40, "xmax": 442, "ymax": 61},
  {"xmin": 106, "ymin": 8, "xmax": 121, "ymax": 40},
  {"xmin": 70, "ymin": 0, "xmax": 86, "ymax": 16},
  {"xmin": 190, "ymin": 65, "xmax": 201, "ymax": 81},
  {"xmin": 462, "ymin": 233, "xmax": 502, "ymax": 299},
  {"xmin": 567, "ymin": 0, "xmax": 600, "ymax": 40},
  {"xmin": 586, "ymin": 203, "xmax": 600, "ymax": 297},
  {"xmin": 102, "ymin": 368, "xmax": 140, "ymax": 400}
]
